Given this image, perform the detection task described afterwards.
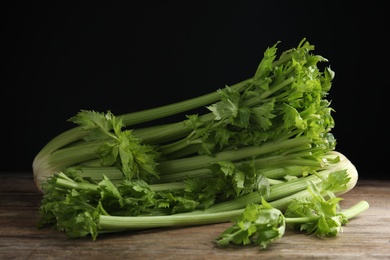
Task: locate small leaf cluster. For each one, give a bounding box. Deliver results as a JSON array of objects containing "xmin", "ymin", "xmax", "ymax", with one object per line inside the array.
[
  {"xmin": 215, "ymin": 199, "xmax": 285, "ymax": 249},
  {"xmin": 69, "ymin": 110, "xmax": 161, "ymax": 180}
]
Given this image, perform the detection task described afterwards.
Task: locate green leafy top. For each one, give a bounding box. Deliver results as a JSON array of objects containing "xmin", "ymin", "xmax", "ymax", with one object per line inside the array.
[
  {"xmin": 69, "ymin": 110, "xmax": 161, "ymax": 180},
  {"xmin": 187, "ymin": 39, "xmax": 335, "ymax": 159},
  {"xmin": 284, "ymin": 179, "xmax": 347, "ymax": 237}
]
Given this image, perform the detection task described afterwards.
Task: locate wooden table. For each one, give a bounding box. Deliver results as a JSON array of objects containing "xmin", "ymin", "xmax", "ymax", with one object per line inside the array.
[{"xmin": 1, "ymin": 172, "xmax": 389, "ymax": 259}]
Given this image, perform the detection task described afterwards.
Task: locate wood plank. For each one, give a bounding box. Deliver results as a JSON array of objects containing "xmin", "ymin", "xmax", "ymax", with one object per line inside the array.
[{"xmin": 1, "ymin": 172, "xmax": 389, "ymax": 259}]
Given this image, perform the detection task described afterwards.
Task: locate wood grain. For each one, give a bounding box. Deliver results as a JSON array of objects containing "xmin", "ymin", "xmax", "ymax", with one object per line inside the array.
[{"xmin": 1, "ymin": 172, "xmax": 389, "ymax": 259}]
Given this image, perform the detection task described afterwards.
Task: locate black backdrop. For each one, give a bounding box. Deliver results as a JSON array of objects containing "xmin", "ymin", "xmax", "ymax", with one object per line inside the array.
[{"xmin": 2, "ymin": 1, "xmax": 388, "ymax": 179}]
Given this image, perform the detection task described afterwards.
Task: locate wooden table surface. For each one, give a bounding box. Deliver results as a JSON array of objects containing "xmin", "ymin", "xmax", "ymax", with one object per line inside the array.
[{"xmin": 1, "ymin": 172, "xmax": 389, "ymax": 260}]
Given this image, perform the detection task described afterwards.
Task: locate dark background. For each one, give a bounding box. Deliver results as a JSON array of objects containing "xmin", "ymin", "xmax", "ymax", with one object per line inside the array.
[{"xmin": 2, "ymin": 2, "xmax": 388, "ymax": 179}]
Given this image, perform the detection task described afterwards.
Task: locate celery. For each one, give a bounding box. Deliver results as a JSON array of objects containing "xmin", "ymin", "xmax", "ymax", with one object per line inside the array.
[
  {"xmin": 33, "ymin": 38, "xmax": 331, "ymax": 190},
  {"xmin": 34, "ymin": 39, "xmax": 368, "ymax": 246}
]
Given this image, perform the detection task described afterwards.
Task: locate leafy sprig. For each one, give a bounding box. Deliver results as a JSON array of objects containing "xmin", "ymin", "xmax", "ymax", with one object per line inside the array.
[
  {"xmin": 214, "ymin": 171, "xmax": 369, "ymax": 250},
  {"xmin": 69, "ymin": 110, "xmax": 161, "ymax": 180},
  {"xmin": 215, "ymin": 199, "xmax": 285, "ymax": 249}
]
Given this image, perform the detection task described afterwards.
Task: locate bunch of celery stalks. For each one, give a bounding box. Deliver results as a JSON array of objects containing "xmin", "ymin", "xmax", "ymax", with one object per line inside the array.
[{"xmin": 33, "ymin": 38, "xmax": 369, "ymax": 250}]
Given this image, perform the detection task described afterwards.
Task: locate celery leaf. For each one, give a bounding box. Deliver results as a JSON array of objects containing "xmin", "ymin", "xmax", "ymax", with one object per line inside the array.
[{"xmin": 215, "ymin": 199, "xmax": 285, "ymax": 249}]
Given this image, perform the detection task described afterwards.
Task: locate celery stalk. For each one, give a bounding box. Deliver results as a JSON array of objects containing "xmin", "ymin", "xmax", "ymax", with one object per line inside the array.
[{"xmin": 35, "ymin": 39, "xmax": 367, "ymax": 245}]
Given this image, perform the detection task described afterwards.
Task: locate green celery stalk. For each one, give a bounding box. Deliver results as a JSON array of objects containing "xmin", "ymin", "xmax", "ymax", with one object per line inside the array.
[{"xmin": 34, "ymin": 39, "xmax": 367, "ymax": 245}]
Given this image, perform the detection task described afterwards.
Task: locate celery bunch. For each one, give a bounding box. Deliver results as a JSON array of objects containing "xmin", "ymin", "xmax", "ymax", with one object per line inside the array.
[{"xmin": 34, "ymin": 39, "xmax": 368, "ymax": 245}]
